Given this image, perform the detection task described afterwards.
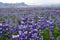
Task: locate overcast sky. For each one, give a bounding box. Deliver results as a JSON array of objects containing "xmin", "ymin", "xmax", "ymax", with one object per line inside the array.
[{"xmin": 0, "ymin": 0, "xmax": 60, "ymax": 5}]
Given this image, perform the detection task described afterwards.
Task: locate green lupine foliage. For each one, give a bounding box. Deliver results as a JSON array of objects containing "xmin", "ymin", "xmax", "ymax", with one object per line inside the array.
[
  {"xmin": 3, "ymin": 16, "xmax": 8, "ymax": 19},
  {"xmin": 2, "ymin": 36, "xmax": 11, "ymax": 40},
  {"xmin": 2, "ymin": 29, "xmax": 9, "ymax": 34},
  {"xmin": 13, "ymin": 30, "xmax": 18, "ymax": 35},
  {"xmin": 0, "ymin": 37, "xmax": 2, "ymax": 40},
  {"xmin": 42, "ymin": 29, "xmax": 50, "ymax": 40},
  {"xmin": 36, "ymin": 16, "xmax": 38, "ymax": 22},
  {"xmin": 18, "ymin": 20, "xmax": 21, "ymax": 25},
  {"xmin": 2, "ymin": 37, "xmax": 11, "ymax": 40},
  {"xmin": 10, "ymin": 16, "xmax": 15, "ymax": 19},
  {"xmin": 38, "ymin": 29, "xmax": 43, "ymax": 37},
  {"xmin": 0, "ymin": 20, "xmax": 2, "ymax": 23},
  {"xmin": 6, "ymin": 38, "xmax": 11, "ymax": 40},
  {"xmin": 2, "ymin": 34, "xmax": 11, "ymax": 40},
  {"xmin": 53, "ymin": 24, "xmax": 60, "ymax": 40},
  {"xmin": 0, "ymin": 16, "xmax": 2, "ymax": 18},
  {"xmin": 51, "ymin": 16, "xmax": 55, "ymax": 19}
]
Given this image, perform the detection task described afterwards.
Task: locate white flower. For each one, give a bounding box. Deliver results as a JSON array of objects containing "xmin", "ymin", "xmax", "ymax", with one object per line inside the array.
[
  {"xmin": 12, "ymin": 35, "xmax": 19, "ymax": 38},
  {"xmin": 0, "ymin": 23, "xmax": 2, "ymax": 26},
  {"xmin": 24, "ymin": 31, "xmax": 27, "ymax": 34},
  {"xmin": 0, "ymin": 31, "xmax": 2, "ymax": 33},
  {"xmin": 19, "ymin": 31, "xmax": 22, "ymax": 35},
  {"xmin": 0, "ymin": 28, "xmax": 2, "ymax": 30}
]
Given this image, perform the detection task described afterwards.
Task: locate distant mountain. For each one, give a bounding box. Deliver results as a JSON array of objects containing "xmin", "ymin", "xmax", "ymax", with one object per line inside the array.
[{"xmin": 0, "ymin": 2, "xmax": 27, "ymax": 7}]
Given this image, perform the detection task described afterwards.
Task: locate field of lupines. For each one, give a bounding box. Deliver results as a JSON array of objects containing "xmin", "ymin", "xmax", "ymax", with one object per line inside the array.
[{"xmin": 0, "ymin": 7, "xmax": 60, "ymax": 40}]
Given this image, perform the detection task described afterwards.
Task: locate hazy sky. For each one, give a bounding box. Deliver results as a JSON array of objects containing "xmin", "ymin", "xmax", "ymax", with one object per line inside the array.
[{"xmin": 0, "ymin": 0, "xmax": 60, "ymax": 5}]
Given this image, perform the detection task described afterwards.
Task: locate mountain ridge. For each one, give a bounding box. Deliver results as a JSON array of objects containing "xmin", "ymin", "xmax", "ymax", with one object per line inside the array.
[{"xmin": 0, "ymin": 2, "xmax": 27, "ymax": 7}]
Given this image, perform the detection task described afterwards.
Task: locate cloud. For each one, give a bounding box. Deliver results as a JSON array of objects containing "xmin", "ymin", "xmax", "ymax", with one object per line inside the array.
[{"xmin": 0, "ymin": 0, "xmax": 60, "ymax": 5}]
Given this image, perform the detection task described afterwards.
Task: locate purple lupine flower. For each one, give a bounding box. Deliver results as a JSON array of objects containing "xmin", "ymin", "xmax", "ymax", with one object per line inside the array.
[
  {"xmin": 56, "ymin": 23, "xmax": 60, "ymax": 28},
  {"xmin": 40, "ymin": 24, "xmax": 46, "ymax": 30},
  {"xmin": 33, "ymin": 23, "xmax": 37, "ymax": 29},
  {"xmin": 36, "ymin": 37, "xmax": 40, "ymax": 40},
  {"xmin": 3, "ymin": 24, "xmax": 8, "ymax": 29},
  {"xmin": 30, "ymin": 29, "xmax": 38, "ymax": 34},
  {"xmin": 28, "ymin": 25, "xmax": 33, "ymax": 28},
  {"xmin": 49, "ymin": 26, "xmax": 54, "ymax": 32},
  {"xmin": 47, "ymin": 18, "xmax": 54, "ymax": 24},
  {"xmin": 0, "ymin": 23, "xmax": 3, "ymax": 35}
]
